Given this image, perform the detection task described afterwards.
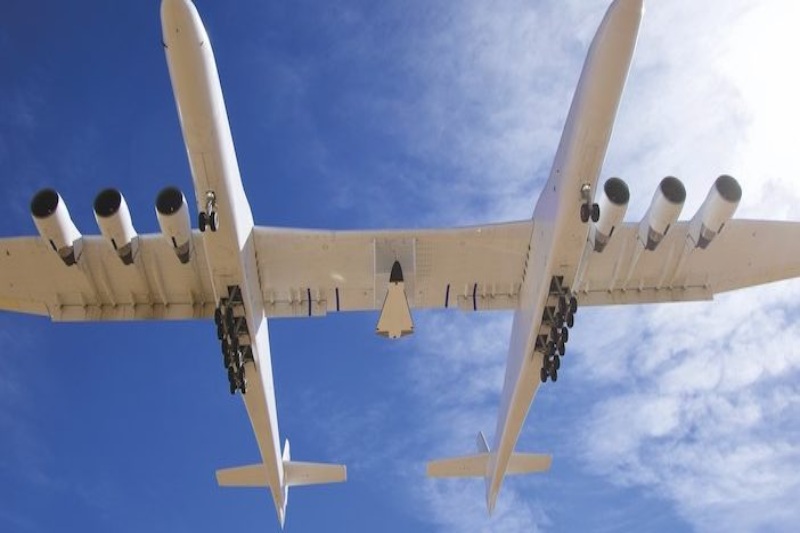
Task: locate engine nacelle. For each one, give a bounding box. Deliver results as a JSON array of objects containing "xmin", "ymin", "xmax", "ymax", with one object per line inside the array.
[
  {"xmin": 591, "ymin": 177, "xmax": 630, "ymax": 252},
  {"xmin": 30, "ymin": 188, "xmax": 83, "ymax": 266},
  {"xmin": 688, "ymin": 175, "xmax": 741, "ymax": 249},
  {"xmin": 638, "ymin": 176, "xmax": 686, "ymax": 251},
  {"xmin": 156, "ymin": 186, "xmax": 192, "ymax": 264},
  {"xmin": 94, "ymin": 188, "xmax": 139, "ymax": 265}
]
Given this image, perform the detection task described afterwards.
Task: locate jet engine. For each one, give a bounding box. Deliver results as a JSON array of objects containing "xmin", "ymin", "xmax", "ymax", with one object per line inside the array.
[
  {"xmin": 688, "ymin": 174, "xmax": 741, "ymax": 249},
  {"xmin": 156, "ymin": 186, "xmax": 192, "ymax": 264},
  {"xmin": 94, "ymin": 188, "xmax": 139, "ymax": 265},
  {"xmin": 30, "ymin": 188, "xmax": 83, "ymax": 266},
  {"xmin": 591, "ymin": 177, "xmax": 630, "ymax": 252},
  {"xmin": 638, "ymin": 176, "xmax": 686, "ymax": 251}
]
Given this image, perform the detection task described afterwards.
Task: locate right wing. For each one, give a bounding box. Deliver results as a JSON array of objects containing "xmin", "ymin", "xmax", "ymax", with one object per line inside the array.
[{"xmin": 574, "ymin": 219, "xmax": 800, "ymax": 306}]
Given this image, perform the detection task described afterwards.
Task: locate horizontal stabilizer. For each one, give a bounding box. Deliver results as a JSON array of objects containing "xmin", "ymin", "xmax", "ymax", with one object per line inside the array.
[
  {"xmin": 216, "ymin": 461, "xmax": 346, "ymax": 488},
  {"xmin": 507, "ymin": 453, "xmax": 552, "ymax": 475},
  {"xmin": 284, "ymin": 461, "xmax": 347, "ymax": 487},
  {"xmin": 216, "ymin": 463, "xmax": 268, "ymax": 487},
  {"xmin": 427, "ymin": 452, "xmax": 551, "ymax": 478}
]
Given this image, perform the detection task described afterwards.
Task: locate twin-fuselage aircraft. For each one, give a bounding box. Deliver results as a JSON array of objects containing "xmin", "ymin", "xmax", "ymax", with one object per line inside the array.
[{"xmin": 2, "ymin": 0, "xmax": 799, "ymax": 527}]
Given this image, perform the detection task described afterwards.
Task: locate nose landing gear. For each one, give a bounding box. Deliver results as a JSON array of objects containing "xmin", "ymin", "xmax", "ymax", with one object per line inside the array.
[
  {"xmin": 579, "ymin": 183, "xmax": 600, "ymax": 223},
  {"xmin": 199, "ymin": 190, "xmax": 219, "ymax": 232}
]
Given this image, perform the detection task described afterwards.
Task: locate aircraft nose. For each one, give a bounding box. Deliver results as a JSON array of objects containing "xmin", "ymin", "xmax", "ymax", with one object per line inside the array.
[{"xmin": 161, "ymin": 0, "xmax": 209, "ymax": 47}]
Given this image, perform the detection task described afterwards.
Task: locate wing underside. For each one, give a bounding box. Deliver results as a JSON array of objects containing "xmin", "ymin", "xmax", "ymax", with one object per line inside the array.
[
  {"xmin": 0, "ymin": 233, "xmax": 215, "ymax": 321},
  {"xmin": 571, "ymin": 219, "xmax": 800, "ymax": 306}
]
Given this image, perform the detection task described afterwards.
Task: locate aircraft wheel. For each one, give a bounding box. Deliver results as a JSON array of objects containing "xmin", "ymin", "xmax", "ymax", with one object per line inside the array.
[
  {"xmin": 569, "ymin": 296, "xmax": 578, "ymax": 314},
  {"xmin": 214, "ymin": 307, "xmax": 222, "ymax": 327},
  {"xmin": 546, "ymin": 341, "xmax": 556, "ymax": 357},
  {"xmin": 557, "ymin": 339, "xmax": 566, "ymax": 356},
  {"xmin": 199, "ymin": 211, "xmax": 208, "ymax": 232},
  {"xmin": 223, "ymin": 350, "xmax": 231, "ymax": 369},
  {"xmin": 553, "ymin": 354, "xmax": 561, "ymax": 370},
  {"xmin": 554, "ymin": 311, "xmax": 564, "ymax": 327},
  {"xmin": 580, "ymin": 203, "xmax": 590, "ymax": 223},
  {"xmin": 566, "ymin": 311, "xmax": 575, "ymax": 329},
  {"xmin": 551, "ymin": 367, "xmax": 558, "ymax": 382},
  {"xmin": 591, "ymin": 203, "xmax": 600, "ymax": 223},
  {"xmin": 209, "ymin": 210, "xmax": 219, "ymax": 232},
  {"xmin": 558, "ymin": 296, "xmax": 567, "ymax": 315},
  {"xmin": 540, "ymin": 367, "xmax": 548, "ymax": 383},
  {"xmin": 229, "ymin": 381, "xmax": 237, "ymax": 395},
  {"xmin": 216, "ymin": 322, "xmax": 224, "ymax": 340},
  {"xmin": 240, "ymin": 378, "xmax": 247, "ymax": 395},
  {"xmin": 561, "ymin": 327, "xmax": 569, "ymax": 343}
]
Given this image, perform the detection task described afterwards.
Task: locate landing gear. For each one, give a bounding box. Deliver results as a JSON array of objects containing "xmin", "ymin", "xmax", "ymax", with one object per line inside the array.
[
  {"xmin": 540, "ymin": 276, "xmax": 580, "ymax": 386},
  {"xmin": 217, "ymin": 285, "xmax": 251, "ymax": 395},
  {"xmin": 579, "ymin": 183, "xmax": 600, "ymax": 223},
  {"xmin": 199, "ymin": 191, "xmax": 219, "ymax": 233}
]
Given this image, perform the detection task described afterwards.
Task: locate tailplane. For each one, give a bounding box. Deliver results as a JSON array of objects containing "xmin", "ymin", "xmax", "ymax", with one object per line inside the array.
[
  {"xmin": 426, "ymin": 432, "xmax": 551, "ymax": 511},
  {"xmin": 216, "ymin": 439, "xmax": 346, "ymax": 528}
]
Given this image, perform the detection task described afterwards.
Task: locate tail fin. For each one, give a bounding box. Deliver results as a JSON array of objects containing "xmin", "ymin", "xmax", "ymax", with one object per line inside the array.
[{"xmin": 216, "ymin": 439, "xmax": 346, "ymax": 528}]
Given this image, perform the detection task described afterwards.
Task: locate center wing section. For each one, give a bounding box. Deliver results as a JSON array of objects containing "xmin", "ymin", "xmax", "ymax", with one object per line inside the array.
[{"xmin": 253, "ymin": 221, "xmax": 533, "ymax": 317}]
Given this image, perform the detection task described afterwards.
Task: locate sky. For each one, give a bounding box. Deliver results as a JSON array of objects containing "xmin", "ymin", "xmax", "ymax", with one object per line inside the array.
[{"xmin": 1, "ymin": 0, "xmax": 799, "ymax": 531}]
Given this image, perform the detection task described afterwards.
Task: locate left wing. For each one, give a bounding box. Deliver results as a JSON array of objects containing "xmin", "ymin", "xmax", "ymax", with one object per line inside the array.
[
  {"xmin": 572, "ymin": 219, "xmax": 800, "ymax": 306},
  {"xmin": 253, "ymin": 221, "xmax": 533, "ymax": 317},
  {"xmin": 0, "ymin": 234, "xmax": 215, "ymax": 321}
]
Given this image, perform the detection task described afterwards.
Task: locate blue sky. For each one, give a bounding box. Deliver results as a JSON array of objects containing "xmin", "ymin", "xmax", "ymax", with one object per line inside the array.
[{"xmin": 2, "ymin": 0, "xmax": 800, "ymax": 531}]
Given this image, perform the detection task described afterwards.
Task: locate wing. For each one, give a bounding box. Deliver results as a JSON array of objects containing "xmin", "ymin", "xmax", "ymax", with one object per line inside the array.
[
  {"xmin": 574, "ymin": 219, "xmax": 800, "ymax": 306},
  {"xmin": 0, "ymin": 234, "xmax": 215, "ymax": 321},
  {"xmin": 253, "ymin": 221, "xmax": 533, "ymax": 317}
]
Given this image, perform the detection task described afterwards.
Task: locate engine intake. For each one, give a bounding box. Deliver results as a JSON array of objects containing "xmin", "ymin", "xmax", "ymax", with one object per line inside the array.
[
  {"xmin": 591, "ymin": 177, "xmax": 629, "ymax": 252},
  {"xmin": 30, "ymin": 188, "xmax": 83, "ymax": 266},
  {"xmin": 638, "ymin": 176, "xmax": 686, "ymax": 251},
  {"xmin": 688, "ymin": 175, "xmax": 741, "ymax": 249},
  {"xmin": 156, "ymin": 186, "xmax": 192, "ymax": 264},
  {"xmin": 94, "ymin": 188, "xmax": 138, "ymax": 265}
]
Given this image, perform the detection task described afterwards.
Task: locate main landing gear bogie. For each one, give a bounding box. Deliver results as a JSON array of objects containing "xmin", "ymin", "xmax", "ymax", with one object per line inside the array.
[
  {"xmin": 217, "ymin": 285, "xmax": 251, "ymax": 395},
  {"xmin": 540, "ymin": 276, "xmax": 579, "ymax": 384}
]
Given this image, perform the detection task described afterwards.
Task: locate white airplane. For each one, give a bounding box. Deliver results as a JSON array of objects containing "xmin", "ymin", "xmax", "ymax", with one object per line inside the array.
[{"xmin": 1, "ymin": 0, "xmax": 799, "ymax": 526}]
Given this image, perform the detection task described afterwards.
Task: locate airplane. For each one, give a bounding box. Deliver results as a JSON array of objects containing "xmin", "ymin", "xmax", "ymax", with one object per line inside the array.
[{"xmin": 1, "ymin": 0, "xmax": 799, "ymax": 527}]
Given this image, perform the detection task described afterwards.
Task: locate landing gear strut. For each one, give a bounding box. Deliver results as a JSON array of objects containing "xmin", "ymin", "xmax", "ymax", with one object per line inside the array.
[{"xmin": 199, "ymin": 190, "xmax": 219, "ymax": 232}]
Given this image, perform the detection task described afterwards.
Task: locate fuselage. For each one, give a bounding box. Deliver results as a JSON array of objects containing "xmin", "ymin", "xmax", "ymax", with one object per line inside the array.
[
  {"xmin": 487, "ymin": 0, "xmax": 643, "ymax": 511},
  {"xmin": 160, "ymin": 0, "xmax": 287, "ymax": 519}
]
